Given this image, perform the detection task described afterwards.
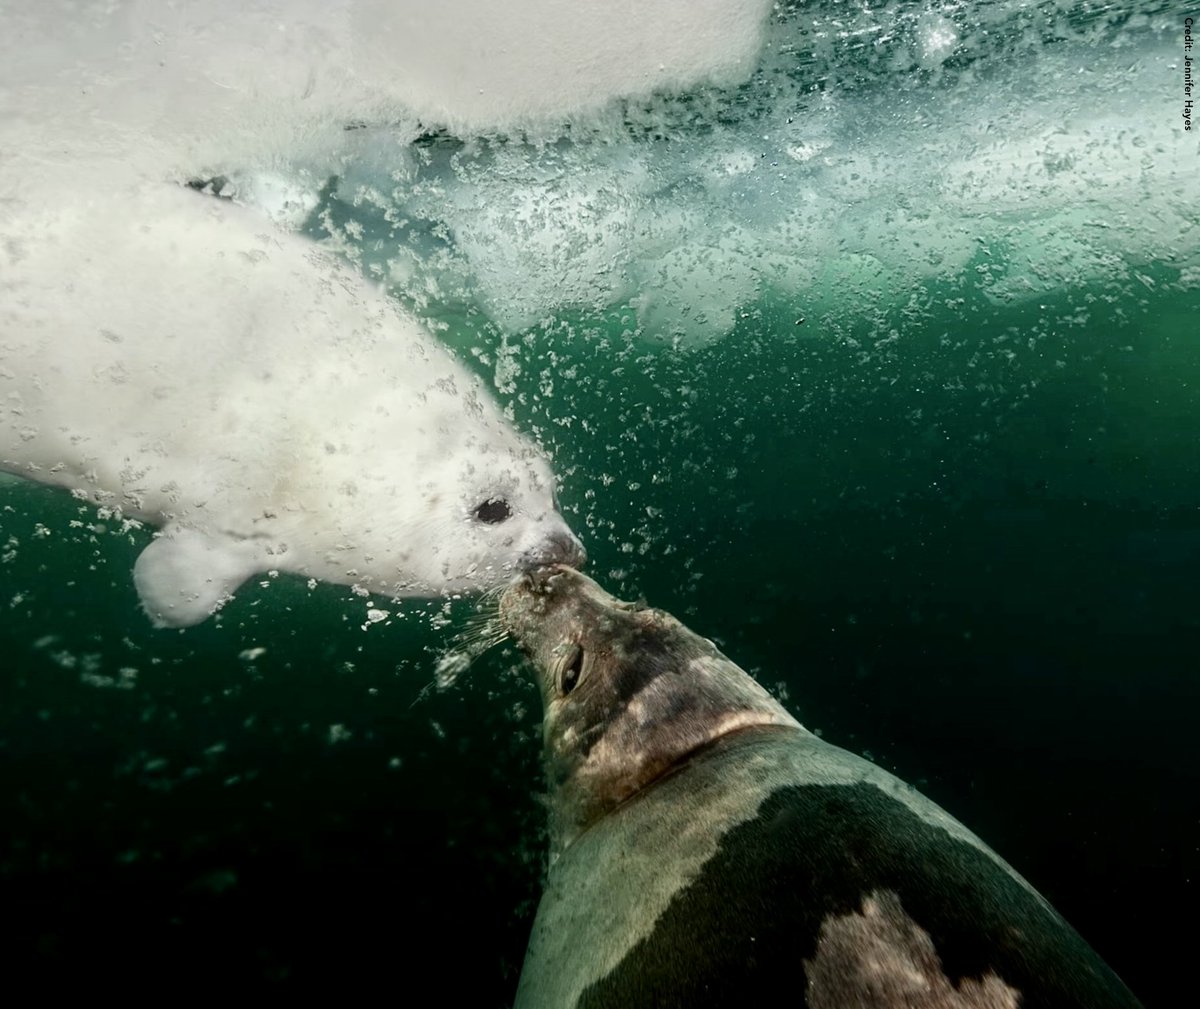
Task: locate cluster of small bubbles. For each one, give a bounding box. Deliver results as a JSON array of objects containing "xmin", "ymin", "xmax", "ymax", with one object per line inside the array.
[
  {"xmin": 435, "ymin": 650, "xmax": 471, "ymax": 690},
  {"xmin": 362, "ymin": 607, "xmax": 390, "ymax": 630},
  {"xmin": 81, "ymin": 667, "xmax": 138, "ymax": 691}
]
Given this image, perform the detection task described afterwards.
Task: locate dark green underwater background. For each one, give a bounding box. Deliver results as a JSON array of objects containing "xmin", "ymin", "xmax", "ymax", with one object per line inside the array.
[{"xmin": 2, "ymin": 257, "xmax": 1196, "ymax": 1004}]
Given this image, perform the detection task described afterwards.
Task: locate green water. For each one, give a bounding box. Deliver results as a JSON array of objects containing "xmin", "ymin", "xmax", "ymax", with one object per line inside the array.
[{"xmin": 2, "ymin": 249, "xmax": 1196, "ymax": 1003}]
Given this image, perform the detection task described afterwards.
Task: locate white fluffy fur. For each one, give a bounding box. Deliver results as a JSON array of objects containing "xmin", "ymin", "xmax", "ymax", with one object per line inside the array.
[{"xmin": 0, "ymin": 180, "xmax": 580, "ymax": 626}]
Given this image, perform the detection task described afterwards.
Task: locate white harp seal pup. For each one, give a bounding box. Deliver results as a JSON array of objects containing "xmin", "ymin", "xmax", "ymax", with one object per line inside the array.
[{"xmin": 0, "ymin": 182, "xmax": 584, "ymax": 627}]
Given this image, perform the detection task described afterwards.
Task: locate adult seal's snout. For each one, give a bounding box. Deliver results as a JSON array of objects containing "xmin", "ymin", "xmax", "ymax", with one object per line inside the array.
[
  {"xmin": 498, "ymin": 564, "xmax": 577, "ymax": 651},
  {"xmin": 503, "ymin": 568, "xmax": 1144, "ymax": 1009},
  {"xmin": 522, "ymin": 564, "xmax": 564, "ymax": 594}
]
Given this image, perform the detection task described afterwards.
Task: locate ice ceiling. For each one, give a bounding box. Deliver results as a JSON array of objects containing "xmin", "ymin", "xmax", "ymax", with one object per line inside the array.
[{"xmin": 0, "ymin": 1, "xmax": 1193, "ymax": 347}]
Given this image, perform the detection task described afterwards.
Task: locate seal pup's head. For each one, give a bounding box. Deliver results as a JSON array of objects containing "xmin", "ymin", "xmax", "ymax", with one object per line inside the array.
[
  {"xmin": 290, "ymin": 380, "xmax": 587, "ymax": 601},
  {"xmin": 366, "ymin": 425, "xmax": 588, "ymax": 595},
  {"xmin": 500, "ymin": 565, "xmax": 798, "ymax": 854}
]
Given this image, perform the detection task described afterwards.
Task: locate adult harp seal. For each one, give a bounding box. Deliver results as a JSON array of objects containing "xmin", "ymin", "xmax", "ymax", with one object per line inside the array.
[{"xmin": 500, "ymin": 565, "xmax": 1142, "ymax": 1009}]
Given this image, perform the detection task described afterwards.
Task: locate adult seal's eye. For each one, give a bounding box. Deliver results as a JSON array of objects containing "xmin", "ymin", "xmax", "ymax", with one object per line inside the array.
[
  {"xmin": 560, "ymin": 645, "xmax": 584, "ymax": 696},
  {"xmin": 474, "ymin": 498, "xmax": 512, "ymax": 524}
]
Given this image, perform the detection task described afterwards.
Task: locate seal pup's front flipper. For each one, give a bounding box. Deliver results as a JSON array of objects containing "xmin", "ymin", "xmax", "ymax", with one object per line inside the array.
[{"xmin": 133, "ymin": 526, "xmax": 264, "ymax": 628}]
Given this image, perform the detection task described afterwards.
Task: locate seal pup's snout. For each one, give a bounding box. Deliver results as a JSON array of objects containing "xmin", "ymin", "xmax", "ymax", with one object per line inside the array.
[
  {"xmin": 523, "ymin": 530, "xmax": 587, "ymax": 571},
  {"xmin": 550, "ymin": 529, "xmax": 587, "ymax": 569}
]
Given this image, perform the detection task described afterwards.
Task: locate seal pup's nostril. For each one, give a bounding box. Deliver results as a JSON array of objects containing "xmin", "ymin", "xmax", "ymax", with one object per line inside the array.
[
  {"xmin": 522, "ymin": 531, "xmax": 587, "ymax": 571},
  {"xmin": 554, "ymin": 531, "xmax": 587, "ymax": 570}
]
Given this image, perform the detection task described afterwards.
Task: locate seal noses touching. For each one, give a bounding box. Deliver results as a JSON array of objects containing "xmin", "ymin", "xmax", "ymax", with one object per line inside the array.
[{"xmin": 523, "ymin": 563, "xmax": 568, "ymax": 593}]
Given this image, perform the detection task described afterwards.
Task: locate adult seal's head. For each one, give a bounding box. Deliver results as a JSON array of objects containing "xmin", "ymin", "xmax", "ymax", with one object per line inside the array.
[{"xmin": 499, "ymin": 564, "xmax": 795, "ymax": 854}]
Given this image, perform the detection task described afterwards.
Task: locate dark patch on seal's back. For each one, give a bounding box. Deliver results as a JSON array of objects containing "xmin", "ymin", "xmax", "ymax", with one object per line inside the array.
[{"xmin": 577, "ymin": 781, "xmax": 1141, "ymax": 1009}]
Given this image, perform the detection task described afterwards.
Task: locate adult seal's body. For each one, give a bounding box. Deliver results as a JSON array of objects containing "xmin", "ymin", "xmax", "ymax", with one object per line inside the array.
[
  {"xmin": 499, "ymin": 566, "xmax": 1143, "ymax": 1009},
  {"xmin": 0, "ymin": 180, "xmax": 583, "ymax": 626}
]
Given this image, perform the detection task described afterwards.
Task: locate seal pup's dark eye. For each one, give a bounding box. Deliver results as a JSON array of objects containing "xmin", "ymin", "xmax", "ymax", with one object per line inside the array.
[
  {"xmin": 560, "ymin": 644, "xmax": 584, "ymax": 696},
  {"xmin": 474, "ymin": 498, "xmax": 512, "ymax": 524}
]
